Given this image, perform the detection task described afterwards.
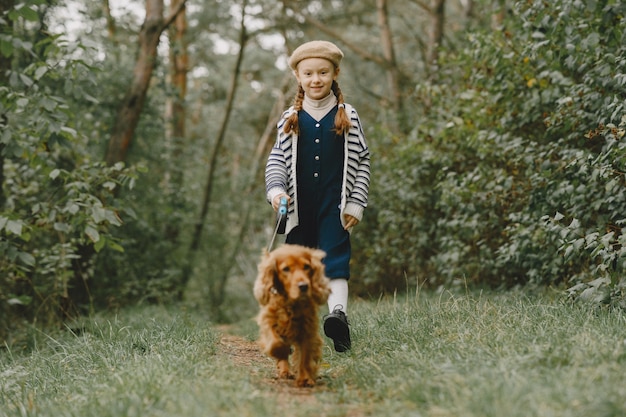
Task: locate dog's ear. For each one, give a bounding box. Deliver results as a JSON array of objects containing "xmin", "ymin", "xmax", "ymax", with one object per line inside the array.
[
  {"xmin": 271, "ymin": 259, "xmax": 285, "ymax": 295},
  {"xmin": 309, "ymin": 249, "xmax": 330, "ymax": 304},
  {"xmin": 254, "ymin": 250, "xmax": 278, "ymax": 305}
]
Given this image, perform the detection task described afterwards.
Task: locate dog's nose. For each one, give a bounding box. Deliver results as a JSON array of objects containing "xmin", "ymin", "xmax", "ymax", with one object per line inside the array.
[{"xmin": 298, "ymin": 283, "xmax": 309, "ymax": 293}]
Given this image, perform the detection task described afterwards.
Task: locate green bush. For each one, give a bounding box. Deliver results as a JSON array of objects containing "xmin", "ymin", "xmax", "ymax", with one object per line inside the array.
[
  {"xmin": 353, "ymin": 0, "xmax": 626, "ymax": 306},
  {"xmin": 0, "ymin": 5, "xmax": 139, "ymax": 337}
]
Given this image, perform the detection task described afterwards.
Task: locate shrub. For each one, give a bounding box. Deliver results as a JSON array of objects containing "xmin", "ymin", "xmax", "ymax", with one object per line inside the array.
[
  {"xmin": 0, "ymin": 5, "xmax": 139, "ymax": 339},
  {"xmin": 353, "ymin": 0, "xmax": 626, "ymax": 306}
]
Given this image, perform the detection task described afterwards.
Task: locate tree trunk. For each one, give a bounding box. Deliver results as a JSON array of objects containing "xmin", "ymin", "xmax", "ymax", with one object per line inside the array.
[
  {"xmin": 427, "ymin": 0, "xmax": 446, "ymax": 68},
  {"xmin": 460, "ymin": 0, "xmax": 474, "ymax": 22},
  {"xmin": 376, "ymin": 0, "xmax": 407, "ymax": 133},
  {"xmin": 105, "ymin": 0, "xmax": 186, "ymax": 166},
  {"xmin": 103, "ymin": 0, "xmax": 116, "ymax": 40},
  {"xmin": 210, "ymin": 72, "xmax": 293, "ymax": 321},
  {"xmin": 164, "ymin": 0, "xmax": 188, "ymax": 243},
  {"xmin": 180, "ymin": 0, "xmax": 248, "ymax": 300}
]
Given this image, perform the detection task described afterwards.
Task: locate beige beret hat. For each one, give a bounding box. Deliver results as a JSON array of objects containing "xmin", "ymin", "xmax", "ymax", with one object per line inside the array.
[{"xmin": 288, "ymin": 40, "xmax": 344, "ymax": 70}]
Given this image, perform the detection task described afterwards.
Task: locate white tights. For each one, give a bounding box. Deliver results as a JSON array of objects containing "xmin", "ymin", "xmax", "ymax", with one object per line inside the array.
[{"xmin": 327, "ymin": 278, "xmax": 349, "ymax": 314}]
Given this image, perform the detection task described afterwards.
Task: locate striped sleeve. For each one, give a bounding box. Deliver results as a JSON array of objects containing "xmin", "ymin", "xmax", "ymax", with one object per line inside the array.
[
  {"xmin": 264, "ymin": 113, "xmax": 291, "ymax": 202},
  {"xmin": 345, "ymin": 108, "xmax": 370, "ymax": 209}
]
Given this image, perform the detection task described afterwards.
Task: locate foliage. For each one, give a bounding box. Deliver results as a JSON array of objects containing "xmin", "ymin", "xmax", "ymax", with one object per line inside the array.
[
  {"xmin": 353, "ymin": 0, "xmax": 626, "ymax": 307},
  {"xmin": 0, "ymin": 1, "xmax": 139, "ymax": 337}
]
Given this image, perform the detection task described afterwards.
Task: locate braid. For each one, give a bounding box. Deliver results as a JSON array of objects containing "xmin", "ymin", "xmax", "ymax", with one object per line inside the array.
[
  {"xmin": 332, "ymin": 81, "xmax": 351, "ymax": 135},
  {"xmin": 283, "ymin": 85, "xmax": 305, "ymax": 134}
]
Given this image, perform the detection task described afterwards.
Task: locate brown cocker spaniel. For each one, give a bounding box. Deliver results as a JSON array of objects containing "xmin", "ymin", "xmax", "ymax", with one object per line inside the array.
[{"xmin": 254, "ymin": 244, "xmax": 331, "ymax": 387}]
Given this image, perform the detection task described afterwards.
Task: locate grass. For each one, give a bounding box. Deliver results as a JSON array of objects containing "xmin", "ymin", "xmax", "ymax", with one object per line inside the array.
[{"xmin": 1, "ymin": 290, "xmax": 626, "ymax": 417}]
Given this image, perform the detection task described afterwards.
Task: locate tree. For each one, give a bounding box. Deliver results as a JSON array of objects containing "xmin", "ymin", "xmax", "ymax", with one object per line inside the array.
[
  {"xmin": 164, "ymin": 0, "xmax": 188, "ymax": 244},
  {"xmin": 105, "ymin": 0, "xmax": 186, "ymax": 165},
  {"xmin": 427, "ymin": 0, "xmax": 445, "ymax": 67},
  {"xmin": 376, "ymin": 0, "xmax": 406, "ymax": 132},
  {"xmin": 181, "ymin": 0, "xmax": 249, "ymax": 307},
  {"xmin": 103, "ymin": 0, "xmax": 116, "ymax": 40}
]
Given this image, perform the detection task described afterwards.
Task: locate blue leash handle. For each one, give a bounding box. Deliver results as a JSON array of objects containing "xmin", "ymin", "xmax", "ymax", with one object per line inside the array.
[
  {"xmin": 267, "ymin": 196, "xmax": 288, "ymax": 251},
  {"xmin": 277, "ymin": 196, "xmax": 288, "ymax": 234}
]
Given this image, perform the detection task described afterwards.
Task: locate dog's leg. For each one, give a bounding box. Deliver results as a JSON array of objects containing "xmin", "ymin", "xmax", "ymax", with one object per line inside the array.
[
  {"xmin": 295, "ymin": 339, "xmax": 320, "ymax": 387},
  {"xmin": 259, "ymin": 323, "xmax": 293, "ymax": 380},
  {"xmin": 270, "ymin": 343, "xmax": 292, "ymax": 379}
]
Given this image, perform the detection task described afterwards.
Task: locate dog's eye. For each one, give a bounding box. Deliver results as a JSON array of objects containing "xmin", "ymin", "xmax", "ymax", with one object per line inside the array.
[
  {"xmin": 282, "ymin": 266, "xmax": 290, "ymax": 273},
  {"xmin": 303, "ymin": 263, "xmax": 311, "ymax": 271}
]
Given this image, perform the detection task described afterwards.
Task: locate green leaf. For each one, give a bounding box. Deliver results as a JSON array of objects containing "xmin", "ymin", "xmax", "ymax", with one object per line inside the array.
[
  {"xmin": 103, "ymin": 181, "xmax": 116, "ymax": 191},
  {"xmin": 85, "ymin": 225, "xmax": 100, "ymax": 243},
  {"xmin": 94, "ymin": 236, "xmax": 106, "ymax": 253},
  {"xmin": 16, "ymin": 5, "xmax": 40, "ymax": 22},
  {"xmin": 568, "ymin": 218, "xmax": 580, "ymax": 229},
  {"xmin": 91, "ymin": 207, "xmax": 106, "ymax": 223},
  {"xmin": 563, "ymin": 245, "xmax": 574, "ymax": 260},
  {"xmin": 67, "ymin": 203, "xmax": 80, "ymax": 215},
  {"xmin": 20, "ymin": 232, "xmax": 31, "ymax": 242},
  {"xmin": 53, "ymin": 222, "xmax": 72, "ymax": 233},
  {"xmin": 6, "ymin": 220, "xmax": 23, "ymax": 236},
  {"xmin": 17, "ymin": 251, "xmax": 36, "ymax": 267},
  {"xmin": 7, "ymin": 9, "xmax": 19, "ymax": 21},
  {"xmin": 41, "ymin": 97, "xmax": 57, "ymax": 111},
  {"xmin": 49, "ymin": 169, "xmax": 61, "ymax": 179},
  {"xmin": 0, "ymin": 38, "xmax": 13, "ymax": 57},
  {"xmin": 19, "ymin": 73, "xmax": 33, "ymax": 87},
  {"xmin": 16, "ymin": 97, "xmax": 29, "ymax": 108},
  {"xmin": 572, "ymin": 238, "xmax": 584, "ymax": 251},
  {"xmin": 8, "ymin": 295, "xmax": 32, "ymax": 306},
  {"xmin": 60, "ymin": 126, "xmax": 77, "ymax": 139},
  {"xmin": 105, "ymin": 209, "xmax": 123, "ymax": 226},
  {"xmin": 34, "ymin": 65, "xmax": 47, "ymax": 80},
  {"xmin": 108, "ymin": 241, "xmax": 125, "ymax": 253}
]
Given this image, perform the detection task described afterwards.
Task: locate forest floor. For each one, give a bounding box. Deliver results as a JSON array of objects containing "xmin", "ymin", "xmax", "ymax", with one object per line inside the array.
[
  {"xmin": 217, "ymin": 328, "xmax": 334, "ymax": 407},
  {"xmin": 2, "ymin": 292, "xmax": 626, "ymax": 417}
]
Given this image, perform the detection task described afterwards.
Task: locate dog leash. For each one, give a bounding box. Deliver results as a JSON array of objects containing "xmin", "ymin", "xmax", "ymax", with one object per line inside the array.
[{"xmin": 267, "ymin": 196, "xmax": 288, "ymax": 252}]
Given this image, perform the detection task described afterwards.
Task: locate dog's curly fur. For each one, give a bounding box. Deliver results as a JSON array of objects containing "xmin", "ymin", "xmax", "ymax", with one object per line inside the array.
[{"xmin": 254, "ymin": 244, "xmax": 331, "ymax": 387}]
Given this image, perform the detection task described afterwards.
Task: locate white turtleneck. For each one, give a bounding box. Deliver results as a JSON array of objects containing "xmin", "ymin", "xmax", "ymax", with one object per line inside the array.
[{"xmin": 302, "ymin": 93, "xmax": 338, "ymax": 122}]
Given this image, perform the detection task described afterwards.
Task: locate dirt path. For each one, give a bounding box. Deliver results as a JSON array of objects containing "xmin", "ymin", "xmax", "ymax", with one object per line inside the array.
[
  {"xmin": 218, "ymin": 333, "xmax": 266, "ymax": 368},
  {"xmin": 216, "ymin": 327, "xmax": 365, "ymax": 416},
  {"xmin": 216, "ymin": 328, "xmax": 324, "ymax": 397}
]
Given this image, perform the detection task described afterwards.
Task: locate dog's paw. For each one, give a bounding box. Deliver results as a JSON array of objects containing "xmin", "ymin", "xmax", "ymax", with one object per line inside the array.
[
  {"xmin": 276, "ymin": 360, "xmax": 294, "ymax": 380},
  {"xmin": 296, "ymin": 377, "xmax": 315, "ymax": 388},
  {"xmin": 278, "ymin": 369, "xmax": 295, "ymax": 380}
]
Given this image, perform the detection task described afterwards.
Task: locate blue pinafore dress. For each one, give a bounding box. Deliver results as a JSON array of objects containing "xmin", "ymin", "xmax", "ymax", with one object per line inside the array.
[{"xmin": 285, "ymin": 107, "xmax": 351, "ymax": 280}]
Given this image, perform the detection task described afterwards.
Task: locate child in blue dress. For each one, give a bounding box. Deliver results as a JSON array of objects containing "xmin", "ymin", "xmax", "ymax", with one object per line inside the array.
[{"xmin": 265, "ymin": 40, "xmax": 371, "ymax": 352}]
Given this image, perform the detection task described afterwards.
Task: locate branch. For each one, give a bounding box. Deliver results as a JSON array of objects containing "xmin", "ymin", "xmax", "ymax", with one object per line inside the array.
[
  {"xmin": 407, "ymin": 0, "xmax": 432, "ymax": 14},
  {"xmin": 298, "ymin": 13, "xmax": 389, "ymax": 68},
  {"xmin": 163, "ymin": 0, "xmax": 187, "ymax": 29}
]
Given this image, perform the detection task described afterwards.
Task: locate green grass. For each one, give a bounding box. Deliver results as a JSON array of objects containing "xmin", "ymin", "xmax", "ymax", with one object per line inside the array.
[{"xmin": 1, "ymin": 291, "xmax": 626, "ymax": 417}]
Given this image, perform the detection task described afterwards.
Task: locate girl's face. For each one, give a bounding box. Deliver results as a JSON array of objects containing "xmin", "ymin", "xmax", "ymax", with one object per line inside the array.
[{"xmin": 294, "ymin": 58, "xmax": 340, "ymax": 100}]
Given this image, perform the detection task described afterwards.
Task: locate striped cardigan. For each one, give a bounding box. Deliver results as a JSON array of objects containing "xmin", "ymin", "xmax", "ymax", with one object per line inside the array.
[{"xmin": 265, "ymin": 103, "xmax": 371, "ymax": 235}]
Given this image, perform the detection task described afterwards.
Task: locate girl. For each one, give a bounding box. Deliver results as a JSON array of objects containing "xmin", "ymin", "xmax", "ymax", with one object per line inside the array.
[{"xmin": 265, "ymin": 40, "xmax": 371, "ymax": 352}]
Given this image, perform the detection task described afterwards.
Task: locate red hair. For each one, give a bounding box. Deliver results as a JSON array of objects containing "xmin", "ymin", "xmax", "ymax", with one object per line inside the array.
[{"xmin": 283, "ymin": 81, "xmax": 351, "ymax": 136}]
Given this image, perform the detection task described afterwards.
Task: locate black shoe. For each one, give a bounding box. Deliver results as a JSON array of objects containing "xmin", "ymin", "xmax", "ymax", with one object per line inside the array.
[{"xmin": 323, "ymin": 307, "xmax": 351, "ymax": 352}]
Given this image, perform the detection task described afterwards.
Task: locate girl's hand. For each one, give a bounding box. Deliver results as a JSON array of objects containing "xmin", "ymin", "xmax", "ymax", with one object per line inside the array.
[
  {"xmin": 343, "ymin": 214, "xmax": 359, "ymax": 230},
  {"xmin": 272, "ymin": 194, "xmax": 290, "ymax": 212}
]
